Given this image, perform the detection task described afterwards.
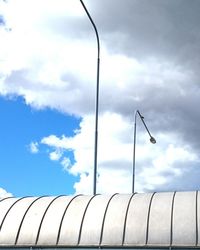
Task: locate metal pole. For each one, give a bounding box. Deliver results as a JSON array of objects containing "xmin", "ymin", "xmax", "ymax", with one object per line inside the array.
[
  {"xmin": 132, "ymin": 111, "xmax": 137, "ymax": 193},
  {"xmin": 80, "ymin": 0, "xmax": 100, "ymax": 195},
  {"xmin": 132, "ymin": 110, "xmax": 156, "ymax": 193}
]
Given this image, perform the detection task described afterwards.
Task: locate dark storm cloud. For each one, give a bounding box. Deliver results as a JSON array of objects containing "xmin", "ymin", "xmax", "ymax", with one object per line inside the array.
[
  {"xmin": 80, "ymin": 0, "xmax": 200, "ymax": 155},
  {"xmin": 87, "ymin": 0, "xmax": 200, "ymax": 65}
]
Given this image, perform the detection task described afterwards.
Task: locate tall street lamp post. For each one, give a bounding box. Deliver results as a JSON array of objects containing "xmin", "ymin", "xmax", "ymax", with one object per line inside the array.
[
  {"xmin": 132, "ymin": 110, "xmax": 156, "ymax": 193},
  {"xmin": 80, "ymin": 1, "xmax": 100, "ymax": 195}
]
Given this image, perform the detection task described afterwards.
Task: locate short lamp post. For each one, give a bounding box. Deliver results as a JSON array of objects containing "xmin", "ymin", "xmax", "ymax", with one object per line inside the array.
[{"xmin": 132, "ymin": 110, "xmax": 156, "ymax": 193}]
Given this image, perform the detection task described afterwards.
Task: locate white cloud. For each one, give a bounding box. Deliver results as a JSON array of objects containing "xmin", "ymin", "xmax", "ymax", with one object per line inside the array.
[
  {"xmin": 49, "ymin": 149, "xmax": 63, "ymax": 161},
  {"xmin": 29, "ymin": 142, "xmax": 39, "ymax": 154},
  {"xmin": 61, "ymin": 157, "xmax": 72, "ymax": 171},
  {"xmin": 137, "ymin": 142, "xmax": 199, "ymax": 192},
  {"xmin": 0, "ymin": 187, "xmax": 13, "ymax": 199},
  {"xmin": 38, "ymin": 112, "xmax": 200, "ymax": 194},
  {"xmin": 74, "ymin": 173, "xmax": 92, "ymax": 195}
]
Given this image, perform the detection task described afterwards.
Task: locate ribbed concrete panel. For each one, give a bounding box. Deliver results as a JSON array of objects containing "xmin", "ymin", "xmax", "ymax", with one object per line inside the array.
[
  {"xmin": 58, "ymin": 195, "xmax": 92, "ymax": 246},
  {"xmin": 36, "ymin": 196, "xmax": 74, "ymax": 246},
  {"xmin": 197, "ymin": 191, "xmax": 200, "ymax": 246},
  {"xmin": 0, "ymin": 191, "xmax": 199, "ymax": 248},
  {"xmin": 79, "ymin": 195, "xmax": 112, "ymax": 246},
  {"xmin": 101, "ymin": 194, "xmax": 131, "ymax": 246},
  {"xmin": 147, "ymin": 192, "xmax": 173, "ymax": 246},
  {"xmin": 173, "ymin": 191, "xmax": 196, "ymax": 246},
  {"xmin": 0, "ymin": 198, "xmax": 18, "ymax": 227},
  {"xmin": 17, "ymin": 196, "xmax": 55, "ymax": 245},
  {"xmin": 124, "ymin": 193, "xmax": 153, "ymax": 246},
  {"xmin": 0, "ymin": 197, "xmax": 36, "ymax": 245}
]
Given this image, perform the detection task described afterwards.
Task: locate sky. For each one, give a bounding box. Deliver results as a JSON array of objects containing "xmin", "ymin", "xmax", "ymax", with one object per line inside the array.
[{"xmin": 1, "ymin": 0, "xmax": 200, "ymax": 198}]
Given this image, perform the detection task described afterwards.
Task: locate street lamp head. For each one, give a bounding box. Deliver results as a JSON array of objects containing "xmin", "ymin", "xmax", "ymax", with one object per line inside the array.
[{"xmin": 150, "ymin": 136, "xmax": 156, "ymax": 144}]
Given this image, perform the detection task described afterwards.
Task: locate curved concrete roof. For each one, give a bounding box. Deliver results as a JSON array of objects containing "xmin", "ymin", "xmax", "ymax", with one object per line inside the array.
[{"xmin": 0, "ymin": 191, "xmax": 199, "ymax": 247}]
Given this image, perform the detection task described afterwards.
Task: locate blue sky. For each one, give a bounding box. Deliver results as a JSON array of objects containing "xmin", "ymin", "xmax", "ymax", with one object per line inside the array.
[
  {"xmin": 1, "ymin": 0, "xmax": 200, "ymax": 198},
  {"xmin": 0, "ymin": 96, "xmax": 80, "ymax": 197}
]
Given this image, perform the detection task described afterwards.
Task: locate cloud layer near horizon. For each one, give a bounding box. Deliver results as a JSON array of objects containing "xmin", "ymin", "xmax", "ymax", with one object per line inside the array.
[
  {"xmin": 0, "ymin": 187, "xmax": 12, "ymax": 199},
  {"xmin": 1, "ymin": 0, "xmax": 200, "ymax": 195}
]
